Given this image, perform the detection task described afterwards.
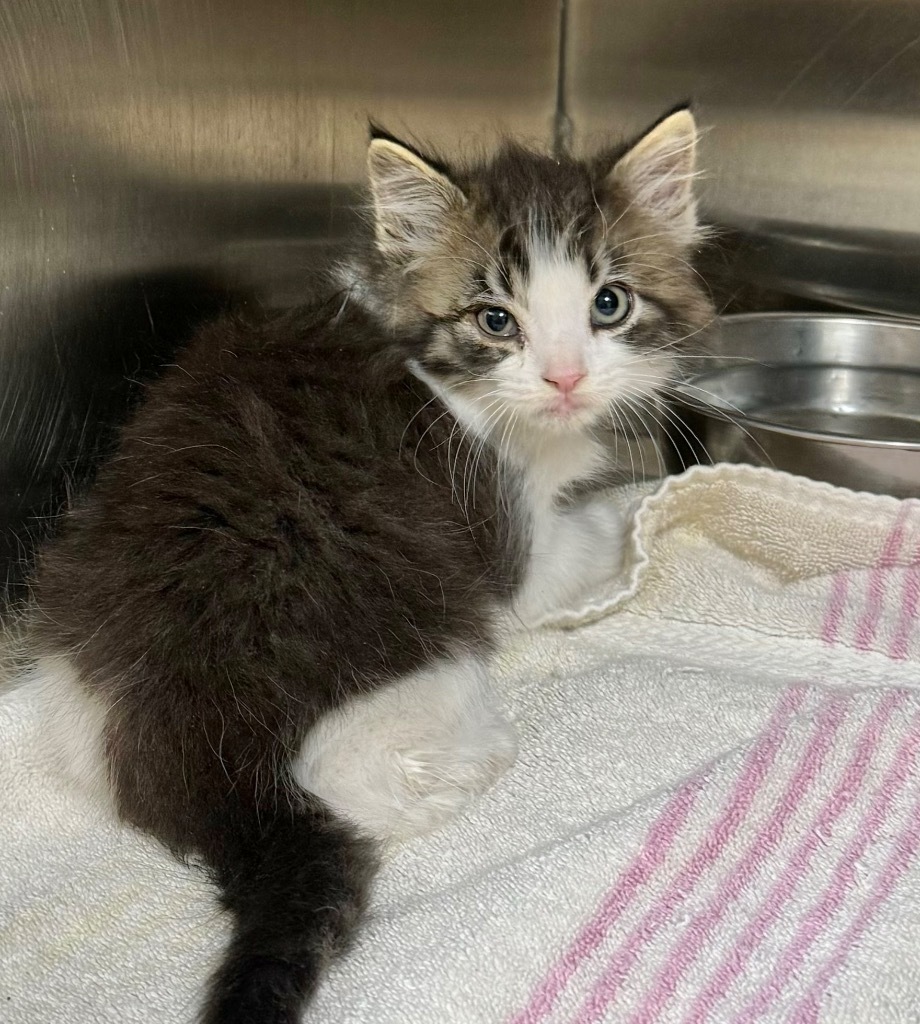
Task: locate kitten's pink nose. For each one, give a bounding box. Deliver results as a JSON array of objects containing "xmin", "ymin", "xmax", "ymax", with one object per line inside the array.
[{"xmin": 543, "ymin": 369, "xmax": 586, "ymax": 394}]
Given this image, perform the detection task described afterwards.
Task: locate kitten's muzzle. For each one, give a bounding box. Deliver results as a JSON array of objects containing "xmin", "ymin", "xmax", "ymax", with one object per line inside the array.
[{"xmin": 542, "ymin": 369, "xmax": 586, "ymax": 395}]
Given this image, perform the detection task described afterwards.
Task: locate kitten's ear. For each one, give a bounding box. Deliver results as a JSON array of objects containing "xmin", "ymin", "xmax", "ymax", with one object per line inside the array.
[
  {"xmin": 366, "ymin": 130, "xmax": 466, "ymax": 262},
  {"xmin": 607, "ymin": 107, "xmax": 700, "ymax": 246}
]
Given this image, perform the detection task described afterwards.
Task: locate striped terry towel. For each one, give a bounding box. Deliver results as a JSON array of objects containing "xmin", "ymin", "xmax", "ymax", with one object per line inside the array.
[{"xmin": 3, "ymin": 464, "xmax": 920, "ymax": 1023}]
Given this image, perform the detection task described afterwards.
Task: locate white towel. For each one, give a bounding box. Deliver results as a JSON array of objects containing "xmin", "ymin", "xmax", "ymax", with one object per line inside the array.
[{"xmin": 3, "ymin": 463, "xmax": 920, "ymax": 1024}]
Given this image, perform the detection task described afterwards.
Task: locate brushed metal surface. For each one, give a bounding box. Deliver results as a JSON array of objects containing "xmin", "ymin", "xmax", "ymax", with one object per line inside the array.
[
  {"xmin": 0, "ymin": 0, "xmax": 559, "ymax": 599},
  {"xmin": 566, "ymin": 0, "xmax": 920, "ymax": 315},
  {"xmin": 9, "ymin": 0, "xmax": 920, "ymax": 597},
  {"xmin": 669, "ymin": 314, "xmax": 920, "ymax": 498}
]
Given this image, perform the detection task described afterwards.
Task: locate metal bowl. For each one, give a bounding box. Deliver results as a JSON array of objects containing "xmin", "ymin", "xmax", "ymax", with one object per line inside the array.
[{"xmin": 668, "ymin": 313, "xmax": 920, "ymax": 498}]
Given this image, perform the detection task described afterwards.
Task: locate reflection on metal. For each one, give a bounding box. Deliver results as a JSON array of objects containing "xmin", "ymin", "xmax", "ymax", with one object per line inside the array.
[
  {"xmin": 705, "ymin": 220, "xmax": 920, "ymax": 319},
  {"xmin": 0, "ymin": 0, "xmax": 559, "ymax": 599},
  {"xmin": 567, "ymin": 0, "xmax": 920, "ymax": 314},
  {"xmin": 6, "ymin": 0, "xmax": 920, "ymax": 595},
  {"xmin": 668, "ymin": 314, "xmax": 920, "ymax": 498}
]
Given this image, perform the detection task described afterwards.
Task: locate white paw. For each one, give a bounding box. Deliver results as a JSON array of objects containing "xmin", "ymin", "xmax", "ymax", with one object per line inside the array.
[
  {"xmin": 293, "ymin": 657, "xmax": 517, "ymax": 844},
  {"xmin": 382, "ymin": 713, "xmax": 518, "ymax": 838}
]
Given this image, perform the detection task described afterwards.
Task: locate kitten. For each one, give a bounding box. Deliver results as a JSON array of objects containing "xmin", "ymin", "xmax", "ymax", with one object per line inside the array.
[{"xmin": 25, "ymin": 107, "xmax": 711, "ymax": 1023}]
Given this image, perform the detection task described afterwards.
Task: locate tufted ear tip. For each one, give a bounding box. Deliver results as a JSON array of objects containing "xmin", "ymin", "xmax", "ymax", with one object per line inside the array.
[
  {"xmin": 367, "ymin": 121, "xmax": 388, "ymax": 143},
  {"xmin": 659, "ymin": 99, "xmax": 694, "ymax": 121},
  {"xmin": 654, "ymin": 105, "xmax": 697, "ymax": 144},
  {"xmin": 366, "ymin": 133, "xmax": 465, "ymax": 262},
  {"xmin": 608, "ymin": 106, "xmax": 701, "ymax": 246}
]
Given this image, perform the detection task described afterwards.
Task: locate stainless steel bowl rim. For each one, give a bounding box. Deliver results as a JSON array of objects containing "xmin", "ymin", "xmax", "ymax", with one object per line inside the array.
[
  {"xmin": 672, "ymin": 391, "xmax": 920, "ymax": 450},
  {"xmin": 716, "ymin": 311, "xmax": 920, "ymax": 331},
  {"xmin": 676, "ymin": 312, "xmax": 920, "ymax": 451}
]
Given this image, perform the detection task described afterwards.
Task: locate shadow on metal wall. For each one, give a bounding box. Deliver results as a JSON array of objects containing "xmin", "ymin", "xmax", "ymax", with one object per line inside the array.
[
  {"xmin": 0, "ymin": 0, "xmax": 560, "ymax": 601},
  {"xmin": 0, "ymin": 268, "xmax": 247, "ymax": 602}
]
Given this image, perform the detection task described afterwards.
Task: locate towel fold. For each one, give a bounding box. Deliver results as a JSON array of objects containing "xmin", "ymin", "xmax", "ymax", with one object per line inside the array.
[{"xmin": 3, "ymin": 463, "xmax": 920, "ymax": 1023}]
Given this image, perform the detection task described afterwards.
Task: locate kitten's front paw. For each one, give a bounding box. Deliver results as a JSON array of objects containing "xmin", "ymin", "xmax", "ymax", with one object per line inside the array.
[
  {"xmin": 295, "ymin": 658, "xmax": 517, "ymax": 845},
  {"xmin": 386, "ymin": 712, "xmax": 518, "ymax": 840}
]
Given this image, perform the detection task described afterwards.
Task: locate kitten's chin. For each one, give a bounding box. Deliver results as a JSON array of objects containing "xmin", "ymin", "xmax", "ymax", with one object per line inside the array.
[{"xmin": 533, "ymin": 398, "xmax": 604, "ymax": 434}]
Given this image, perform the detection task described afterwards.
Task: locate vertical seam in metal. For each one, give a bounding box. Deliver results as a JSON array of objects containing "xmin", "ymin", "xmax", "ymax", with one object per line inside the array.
[{"xmin": 552, "ymin": 0, "xmax": 573, "ymax": 158}]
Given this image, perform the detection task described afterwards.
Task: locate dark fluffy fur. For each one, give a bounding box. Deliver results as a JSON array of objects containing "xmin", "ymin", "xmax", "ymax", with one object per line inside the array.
[
  {"xmin": 31, "ymin": 300, "xmax": 525, "ymax": 1022},
  {"xmin": 28, "ymin": 113, "xmax": 711, "ymax": 1023}
]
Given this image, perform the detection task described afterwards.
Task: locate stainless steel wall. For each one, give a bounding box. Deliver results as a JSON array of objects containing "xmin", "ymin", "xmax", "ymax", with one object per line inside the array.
[
  {"xmin": 0, "ymin": 0, "xmax": 560, "ymax": 598},
  {"xmin": 6, "ymin": 0, "xmax": 920, "ymax": 597},
  {"xmin": 566, "ymin": 0, "xmax": 920, "ymax": 316}
]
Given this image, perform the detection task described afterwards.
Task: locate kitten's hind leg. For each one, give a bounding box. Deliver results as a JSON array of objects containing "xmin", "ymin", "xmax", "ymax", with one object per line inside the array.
[
  {"xmin": 27, "ymin": 654, "xmax": 116, "ymax": 814},
  {"xmin": 293, "ymin": 657, "xmax": 517, "ymax": 845}
]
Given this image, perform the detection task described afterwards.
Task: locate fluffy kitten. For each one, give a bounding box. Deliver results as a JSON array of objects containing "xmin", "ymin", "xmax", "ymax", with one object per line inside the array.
[{"xmin": 26, "ymin": 107, "xmax": 711, "ymax": 1023}]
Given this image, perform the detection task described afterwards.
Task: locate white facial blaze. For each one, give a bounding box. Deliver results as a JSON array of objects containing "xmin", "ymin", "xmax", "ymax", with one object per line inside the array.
[
  {"xmin": 398, "ymin": 115, "xmax": 704, "ymax": 501},
  {"xmin": 521, "ymin": 246, "xmax": 593, "ymax": 383},
  {"xmin": 483, "ymin": 242, "xmax": 669, "ymax": 432}
]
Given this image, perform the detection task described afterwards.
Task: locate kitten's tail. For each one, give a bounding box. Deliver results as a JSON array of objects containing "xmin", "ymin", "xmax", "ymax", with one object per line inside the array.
[{"xmin": 198, "ymin": 794, "xmax": 377, "ymax": 1024}]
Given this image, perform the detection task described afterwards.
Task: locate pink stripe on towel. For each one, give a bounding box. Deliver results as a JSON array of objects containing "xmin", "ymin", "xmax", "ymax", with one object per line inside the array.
[
  {"xmin": 790, "ymin": 790, "xmax": 920, "ymax": 1024},
  {"xmin": 821, "ymin": 571, "xmax": 850, "ymax": 646},
  {"xmin": 508, "ymin": 689, "xmax": 806, "ymax": 1024},
  {"xmin": 679, "ymin": 690, "xmax": 903, "ymax": 1024},
  {"xmin": 507, "ymin": 775, "xmax": 706, "ymax": 1024},
  {"xmin": 732, "ymin": 710, "xmax": 920, "ymax": 1024},
  {"xmin": 576, "ymin": 694, "xmax": 846, "ymax": 1024},
  {"xmin": 627, "ymin": 691, "xmax": 866, "ymax": 1024},
  {"xmin": 889, "ymin": 539, "xmax": 920, "ymax": 661},
  {"xmin": 854, "ymin": 505, "xmax": 910, "ymax": 650}
]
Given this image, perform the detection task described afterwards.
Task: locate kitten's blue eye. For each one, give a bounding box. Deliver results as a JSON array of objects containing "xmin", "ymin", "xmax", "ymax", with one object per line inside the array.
[
  {"xmin": 591, "ymin": 285, "xmax": 632, "ymax": 327},
  {"xmin": 476, "ymin": 306, "xmax": 519, "ymax": 338}
]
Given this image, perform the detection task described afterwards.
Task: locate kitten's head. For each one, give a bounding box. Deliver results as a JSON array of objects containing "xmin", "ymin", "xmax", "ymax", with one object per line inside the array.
[{"xmin": 359, "ymin": 108, "xmax": 712, "ymax": 437}]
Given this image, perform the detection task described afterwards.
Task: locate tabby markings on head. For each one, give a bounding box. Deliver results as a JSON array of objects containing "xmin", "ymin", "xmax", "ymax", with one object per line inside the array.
[{"xmin": 362, "ymin": 108, "xmax": 711, "ymax": 442}]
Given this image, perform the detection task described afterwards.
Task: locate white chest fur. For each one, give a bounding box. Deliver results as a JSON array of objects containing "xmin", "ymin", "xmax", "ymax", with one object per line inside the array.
[
  {"xmin": 408, "ymin": 362, "xmax": 628, "ymax": 628},
  {"xmin": 509, "ymin": 432, "xmax": 627, "ymax": 628},
  {"xmin": 294, "ymin": 427, "xmax": 627, "ymax": 842}
]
